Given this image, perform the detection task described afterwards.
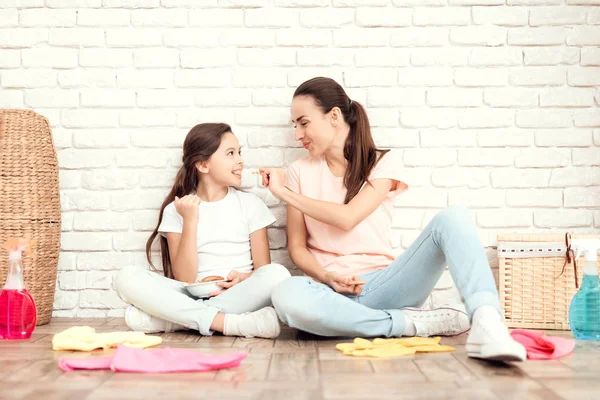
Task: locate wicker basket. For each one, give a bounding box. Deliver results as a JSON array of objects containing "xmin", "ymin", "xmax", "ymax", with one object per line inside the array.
[
  {"xmin": 0, "ymin": 109, "xmax": 61, "ymax": 325},
  {"xmin": 498, "ymin": 233, "xmax": 600, "ymax": 330}
]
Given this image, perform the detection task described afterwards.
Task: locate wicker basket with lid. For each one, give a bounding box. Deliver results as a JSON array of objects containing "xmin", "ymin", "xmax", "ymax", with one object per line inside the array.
[{"xmin": 0, "ymin": 109, "xmax": 61, "ymax": 325}]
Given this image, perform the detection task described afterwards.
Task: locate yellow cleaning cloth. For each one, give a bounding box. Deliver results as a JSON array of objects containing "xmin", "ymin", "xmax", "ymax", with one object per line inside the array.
[
  {"xmin": 52, "ymin": 326, "xmax": 162, "ymax": 351},
  {"xmin": 336, "ymin": 337, "xmax": 455, "ymax": 358}
]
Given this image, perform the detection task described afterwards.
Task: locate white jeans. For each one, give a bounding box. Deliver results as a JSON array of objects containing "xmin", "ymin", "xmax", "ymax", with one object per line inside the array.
[{"xmin": 115, "ymin": 263, "xmax": 291, "ymax": 336}]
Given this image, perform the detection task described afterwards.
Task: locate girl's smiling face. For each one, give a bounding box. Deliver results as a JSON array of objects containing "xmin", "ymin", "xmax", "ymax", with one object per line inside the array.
[{"xmin": 199, "ymin": 132, "xmax": 244, "ymax": 186}]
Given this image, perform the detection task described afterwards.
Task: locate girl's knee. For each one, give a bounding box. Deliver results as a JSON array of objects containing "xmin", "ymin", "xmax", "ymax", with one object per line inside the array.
[
  {"xmin": 258, "ymin": 263, "xmax": 292, "ymax": 284},
  {"xmin": 114, "ymin": 266, "xmax": 147, "ymax": 302}
]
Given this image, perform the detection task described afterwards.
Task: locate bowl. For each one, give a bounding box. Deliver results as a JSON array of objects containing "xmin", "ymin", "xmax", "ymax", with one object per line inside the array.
[{"xmin": 185, "ymin": 279, "xmax": 227, "ymax": 299}]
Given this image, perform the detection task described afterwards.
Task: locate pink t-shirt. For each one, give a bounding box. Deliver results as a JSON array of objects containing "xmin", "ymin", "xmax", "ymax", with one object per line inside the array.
[{"xmin": 285, "ymin": 150, "xmax": 408, "ymax": 279}]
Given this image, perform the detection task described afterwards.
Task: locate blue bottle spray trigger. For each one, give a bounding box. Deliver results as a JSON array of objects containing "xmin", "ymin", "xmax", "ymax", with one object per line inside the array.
[{"xmin": 568, "ymin": 239, "xmax": 600, "ymax": 340}]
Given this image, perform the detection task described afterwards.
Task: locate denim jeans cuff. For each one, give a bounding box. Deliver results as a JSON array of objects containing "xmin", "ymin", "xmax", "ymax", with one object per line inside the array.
[
  {"xmin": 465, "ymin": 291, "xmax": 501, "ymax": 321},
  {"xmin": 198, "ymin": 306, "xmax": 220, "ymax": 336},
  {"xmin": 386, "ymin": 309, "xmax": 407, "ymax": 337}
]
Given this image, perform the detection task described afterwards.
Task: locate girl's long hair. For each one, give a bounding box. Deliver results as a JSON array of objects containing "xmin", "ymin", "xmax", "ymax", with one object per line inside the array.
[
  {"xmin": 146, "ymin": 123, "xmax": 232, "ymax": 279},
  {"xmin": 294, "ymin": 77, "xmax": 389, "ymax": 204}
]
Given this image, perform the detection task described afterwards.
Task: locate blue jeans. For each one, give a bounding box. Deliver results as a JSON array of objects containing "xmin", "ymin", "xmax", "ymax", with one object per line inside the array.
[{"xmin": 271, "ymin": 206, "xmax": 500, "ymax": 338}]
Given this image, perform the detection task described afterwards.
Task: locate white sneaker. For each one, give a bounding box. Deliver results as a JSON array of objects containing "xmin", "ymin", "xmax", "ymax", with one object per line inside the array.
[
  {"xmin": 224, "ymin": 307, "xmax": 281, "ymax": 339},
  {"xmin": 402, "ymin": 306, "xmax": 470, "ymax": 337},
  {"xmin": 466, "ymin": 312, "xmax": 526, "ymax": 362},
  {"xmin": 124, "ymin": 305, "xmax": 183, "ymax": 333}
]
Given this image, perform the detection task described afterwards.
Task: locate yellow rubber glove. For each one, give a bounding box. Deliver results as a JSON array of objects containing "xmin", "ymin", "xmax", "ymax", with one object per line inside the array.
[
  {"xmin": 52, "ymin": 326, "xmax": 162, "ymax": 351},
  {"xmin": 336, "ymin": 337, "xmax": 455, "ymax": 358}
]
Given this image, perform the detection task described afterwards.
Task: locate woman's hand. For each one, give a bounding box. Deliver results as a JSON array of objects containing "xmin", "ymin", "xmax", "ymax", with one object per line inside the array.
[
  {"xmin": 208, "ymin": 270, "xmax": 251, "ymax": 297},
  {"xmin": 174, "ymin": 194, "xmax": 200, "ymax": 222},
  {"xmin": 323, "ymin": 272, "xmax": 364, "ymax": 296},
  {"xmin": 259, "ymin": 168, "xmax": 286, "ymax": 198}
]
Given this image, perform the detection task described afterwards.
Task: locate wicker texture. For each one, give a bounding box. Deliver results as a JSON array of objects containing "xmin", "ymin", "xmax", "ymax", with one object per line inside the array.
[
  {"xmin": 0, "ymin": 109, "xmax": 61, "ymax": 325},
  {"xmin": 498, "ymin": 234, "xmax": 600, "ymax": 330}
]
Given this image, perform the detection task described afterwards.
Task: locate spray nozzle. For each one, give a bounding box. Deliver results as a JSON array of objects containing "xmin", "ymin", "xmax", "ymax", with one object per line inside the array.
[
  {"xmin": 572, "ymin": 238, "xmax": 600, "ymax": 263},
  {"xmin": 3, "ymin": 238, "xmax": 36, "ymax": 260}
]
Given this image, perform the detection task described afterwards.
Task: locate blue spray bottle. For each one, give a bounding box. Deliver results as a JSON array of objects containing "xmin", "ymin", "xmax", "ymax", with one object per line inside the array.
[{"xmin": 569, "ymin": 239, "xmax": 600, "ymax": 340}]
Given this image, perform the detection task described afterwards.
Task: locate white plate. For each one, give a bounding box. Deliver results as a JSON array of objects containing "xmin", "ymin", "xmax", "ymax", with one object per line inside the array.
[{"xmin": 185, "ymin": 279, "xmax": 227, "ymax": 298}]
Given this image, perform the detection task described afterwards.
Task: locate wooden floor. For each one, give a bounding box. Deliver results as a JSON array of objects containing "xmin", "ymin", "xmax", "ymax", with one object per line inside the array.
[{"xmin": 0, "ymin": 318, "xmax": 599, "ymax": 400}]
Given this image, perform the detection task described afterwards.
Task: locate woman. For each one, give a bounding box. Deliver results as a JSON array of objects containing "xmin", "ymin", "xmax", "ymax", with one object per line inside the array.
[{"xmin": 259, "ymin": 77, "xmax": 526, "ymax": 362}]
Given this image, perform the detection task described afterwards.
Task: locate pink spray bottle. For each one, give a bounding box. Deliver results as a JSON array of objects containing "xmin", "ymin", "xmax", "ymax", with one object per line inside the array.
[{"xmin": 0, "ymin": 238, "xmax": 37, "ymax": 340}]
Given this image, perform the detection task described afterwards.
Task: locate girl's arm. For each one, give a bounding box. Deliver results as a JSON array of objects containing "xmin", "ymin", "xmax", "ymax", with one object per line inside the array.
[
  {"xmin": 172, "ymin": 227, "xmax": 272, "ymax": 284},
  {"xmin": 249, "ymin": 227, "xmax": 271, "ymax": 269},
  {"xmin": 210, "ymin": 227, "xmax": 271, "ymax": 296},
  {"xmin": 164, "ymin": 194, "xmax": 201, "ymax": 283},
  {"xmin": 261, "ymin": 168, "xmax": 394, "ymax": 232},
  {"xmin": 165, "ymin": 220, "xmax": 199, "ymax": 283}
]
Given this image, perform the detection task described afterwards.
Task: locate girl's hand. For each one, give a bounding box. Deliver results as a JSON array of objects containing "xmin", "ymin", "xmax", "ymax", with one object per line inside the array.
[
  {"xmin": 208, "ymin": 271, "xmax": 250, "ymax": 297},
  {"xmin": 323, "ymin": 272, "xmax": 363, "ymax": 296},
  {"xmin": 259, "ymin": 168, "xmax": 286, "ymax": 198},
  {"xmin": 174, "ymin": 194, "xmax": 200, "ymax": 222}
]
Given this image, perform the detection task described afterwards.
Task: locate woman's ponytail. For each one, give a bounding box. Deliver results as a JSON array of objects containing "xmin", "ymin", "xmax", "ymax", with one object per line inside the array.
[
  {"xmin": 294, "ymin": 78, "xmax": 388, "ymax": 204},
  {"xmin": 343, "ymin": 101, "xmax": 388, "ymax": 204}
]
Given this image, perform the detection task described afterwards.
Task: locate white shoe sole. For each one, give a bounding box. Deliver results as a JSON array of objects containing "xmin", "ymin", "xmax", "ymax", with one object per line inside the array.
[
  {"xmin": 466, "ymin": 342, "xmax": 527, "ymax": 362},
  {"xmin": 124, "ymin": 305, "xmax": 140, "ymax": 332},
  {"xmin": 124, "ymin": 305, "xmax": 166, "ymax": 333},
  {"xmin": 402, "ymin": 306, "xmax": 471, "ymax": 337}
]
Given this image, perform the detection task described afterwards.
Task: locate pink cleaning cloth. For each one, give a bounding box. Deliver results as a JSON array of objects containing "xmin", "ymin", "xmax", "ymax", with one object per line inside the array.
[
  {"xmin": 59, "ymin": 345, "xmax": 248, "ymax": 373},
  {"xmin": 59, "ymin": 356, "xmax": 113, "ymax": 371},
  {"xmin": 510, "ymin": 329, "xmax": 575, "ymax": 360}
]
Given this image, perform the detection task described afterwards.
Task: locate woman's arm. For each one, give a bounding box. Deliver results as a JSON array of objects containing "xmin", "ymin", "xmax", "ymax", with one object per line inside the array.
[
  {"xmin": 286, "ymin": 204, "xmax": 328, "ymax": 282},
  {"xmin": 287, "ymin": 204, "xmax": 363, "ymax": 295},
  {"xmin": 282, "ymin": 179, "xmax": 392, "ymax": 231},
  {"xmin": 261, "ymin": 168, "xmax": 394, "ymax": 231}
]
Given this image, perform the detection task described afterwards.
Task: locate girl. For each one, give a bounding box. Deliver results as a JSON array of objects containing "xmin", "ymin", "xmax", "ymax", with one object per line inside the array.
[
  {"xmin": 260, "ymin": 77, "xmax": 526, "ymax": 361},
  {"xmin": 115, "ymin": 123, "xmax": 291, "ymax": 338}
]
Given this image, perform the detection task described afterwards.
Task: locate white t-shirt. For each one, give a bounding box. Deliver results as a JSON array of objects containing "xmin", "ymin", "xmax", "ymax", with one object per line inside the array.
[{"xmin": 158, "ymin": 187, "xmax": 276, "ymax": 281}]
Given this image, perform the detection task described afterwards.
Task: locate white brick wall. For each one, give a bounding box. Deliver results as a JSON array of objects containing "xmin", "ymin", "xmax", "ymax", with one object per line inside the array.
[{"xmin": 0, "ymin": 2, "xmax": 598, "ymax": 318}]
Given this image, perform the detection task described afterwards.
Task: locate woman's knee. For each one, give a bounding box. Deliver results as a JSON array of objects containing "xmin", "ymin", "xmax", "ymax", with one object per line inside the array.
[
  {"xmin": 433, "ymin": 205, "xmax": 473, "ymax": 228},
  {"xmin": 271, "ymin": 277, "xmax": 315, "ymax": 323}
]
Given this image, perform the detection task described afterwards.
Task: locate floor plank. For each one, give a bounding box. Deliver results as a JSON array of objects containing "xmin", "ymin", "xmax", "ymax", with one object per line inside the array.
[
  {"xmin": 232, "ymin": 337, "xmax": 275, "ymax": 349},
  {"xmin": 370, "ymin": 359, "xmax": 427, "ymax": 382},
  {"xmin": 321, "ymin": 380, "xmax": 462, "ymax": 399},
  {"xmin": 196, "ymin": 333, "xmax": 236, "ymax": 348},
  {"xmin": 215, "ymin": 353, "xmax": 271, "ymax": 382},
  {"xmin": 268, "ymin": 353, "xmax": 320, "ymax": 381},
  {"xmin": 414, "ymin": 352, "xmax": 478, "ymax": 383},
  {"xmin": 0, "ymin": 318, "xmax": 593, "ymax": 399}
]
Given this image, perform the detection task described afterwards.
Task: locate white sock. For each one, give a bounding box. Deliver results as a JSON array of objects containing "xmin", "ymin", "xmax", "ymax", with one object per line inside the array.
[
  {"xmin": 222, "ymin": 307, "xmax": 280, "ymax": 339},
  {"xmin": 223, "ymin": 314, "xmax": 235, "ymax": 336},
  {"xmin": 402, "ymin": 315, "xmax": 417, "ymax": 337},
  {"xmin": 473, "ymin": 305, "xmax": 502, "ymax": 322}
]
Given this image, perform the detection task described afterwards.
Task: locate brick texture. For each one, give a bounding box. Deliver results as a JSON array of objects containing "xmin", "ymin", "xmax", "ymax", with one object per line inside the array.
[{"xmin": 0, "ymin": 2, "xmax": 597, "ymax": 317}]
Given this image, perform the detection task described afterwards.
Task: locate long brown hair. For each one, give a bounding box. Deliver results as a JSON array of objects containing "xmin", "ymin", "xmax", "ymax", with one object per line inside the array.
[
  {"xmin": 146, "ymin": 123, "xmax": 232, "ymax": 279},
  {"xmin": 294, "ymin": 77, "xmax": 389, "ymax": 204}
]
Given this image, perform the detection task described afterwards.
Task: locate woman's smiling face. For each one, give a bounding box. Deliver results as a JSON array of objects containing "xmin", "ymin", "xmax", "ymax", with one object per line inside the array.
[{"xmin": 291, "ymin": 95, "xmax": 336, "ymax": 157}]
